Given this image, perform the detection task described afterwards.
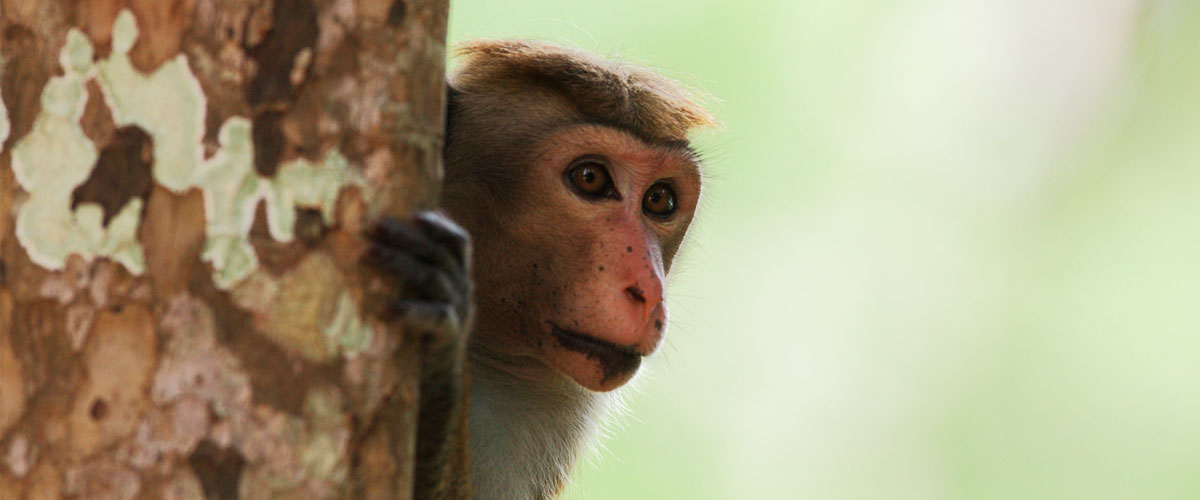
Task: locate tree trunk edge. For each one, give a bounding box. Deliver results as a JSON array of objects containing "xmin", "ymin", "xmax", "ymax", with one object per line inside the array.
[{"xmin": 0, "ymin": 0, "xmax": 449, "ymax": 498}]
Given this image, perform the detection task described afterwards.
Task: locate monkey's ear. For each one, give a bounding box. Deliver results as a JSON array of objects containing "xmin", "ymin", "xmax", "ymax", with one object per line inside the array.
[{"xmin": 443, "ymin": 82, "xmax": 460, "ymax": 156}]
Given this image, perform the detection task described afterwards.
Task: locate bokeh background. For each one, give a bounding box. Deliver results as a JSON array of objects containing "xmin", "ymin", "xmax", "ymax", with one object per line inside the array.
[{"xmin": 448, "ymin": 1, "xmax": 1200, "ymax": 499}]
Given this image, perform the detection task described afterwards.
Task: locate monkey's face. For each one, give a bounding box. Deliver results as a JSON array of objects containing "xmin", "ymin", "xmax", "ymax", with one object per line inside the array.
[{"xmin": 462, "ymin": 124, "xmax": 701, "ymax": 392}]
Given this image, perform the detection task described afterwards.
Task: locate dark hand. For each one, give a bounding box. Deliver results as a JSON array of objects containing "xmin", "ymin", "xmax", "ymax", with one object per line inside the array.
[
  {"xmin": 364, "ymin": 211, "xmax": 473, "ymax": 348},
  {"xmin": 363, "ymin": 211, "xmax": 474, "ymax": 499}
]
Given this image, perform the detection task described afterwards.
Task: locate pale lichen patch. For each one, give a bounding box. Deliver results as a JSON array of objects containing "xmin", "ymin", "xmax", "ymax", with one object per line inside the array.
[
  {"xmin": 92, "ymin": 11, "xmax": 260, "ymax": 288},
  {"xmin": 194, "ymin": 121, "xmax": 363, "ymax": 288},
  {"xmin": 325, "ymin": 292, "xmax": 374, "ymax": 357},
  {"xmin": 10, "ymin": 29, "xmax": 146, "ymax": 274},
  {"xmin": 12, "ymin": 9, "xmax": 367, "ymax": 290},
  {"xmin": 101, "ymin": 11, "xmax": 362, "ymax": 289},
  {"xmin": 94, "ymin": 10, "xmax": 207, "ymax": 193},
  {"xmin": 191, "ymin": 118, "xmax": 262, "ymax": 289},
  {"xmin": 265, "ymin": 150, "xmax": 362, "ymax": 243},
  {"xmin": 75, "ymin": 199, "xmax": 147, "ymax": 274}
]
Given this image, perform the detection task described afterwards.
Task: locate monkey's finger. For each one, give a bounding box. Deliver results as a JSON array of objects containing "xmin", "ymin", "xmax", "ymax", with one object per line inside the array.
[
  {"xmin": 365, "ymin": 218, "xmax": 464, "ymax": 275},
  {"xmin": 364, "ymin": 241, "xmax": 434, "ymax": 283},
  {"xmin": 384, "ymin": 300, "xmax": 466, "ymax": 347},
  {"xmin": 413, "ymin": 211, "xmax": 471, "ymax": 268},
  {"xmin": 365, "ymin": 242, "xmax": 469, "ymax": 299},
  {"xmin": 416, "ymin": 267, "xmax": 467, "ymax": 305}
]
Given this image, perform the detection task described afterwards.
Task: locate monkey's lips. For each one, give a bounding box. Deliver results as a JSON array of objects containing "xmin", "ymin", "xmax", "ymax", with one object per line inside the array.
[{"xmin": 549, "ymin": 324, "xmax": 643, "ymax": 388}]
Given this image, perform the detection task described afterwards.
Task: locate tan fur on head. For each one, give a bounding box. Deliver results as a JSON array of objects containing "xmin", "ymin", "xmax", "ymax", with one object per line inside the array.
[
  {"xmin": 451, "ymin": 39, "xmax": 715, "ymax": 143},
  {"xmin": 439, "ymin": 38, "xmax": 714, "ymax": 500}
]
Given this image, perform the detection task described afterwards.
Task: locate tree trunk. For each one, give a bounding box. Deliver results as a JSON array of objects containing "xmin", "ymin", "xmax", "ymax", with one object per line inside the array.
[{"xmin": 0, "ymin": 1, "xmax": 448, "ymax": 498}]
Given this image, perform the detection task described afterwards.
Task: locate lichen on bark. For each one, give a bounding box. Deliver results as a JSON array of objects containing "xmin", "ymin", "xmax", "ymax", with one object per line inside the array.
[
  {"xmin": 11, "ymin": 10, "xmax": 371, "ymax": 289},
  {"xmin": 0, "ymin": 0, "xmax": 448, "ymax": 497}
]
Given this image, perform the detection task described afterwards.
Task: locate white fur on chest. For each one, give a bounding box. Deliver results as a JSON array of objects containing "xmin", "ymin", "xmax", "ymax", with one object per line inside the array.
[{"xmin": 468, "ymin": 368, "xmax": 615, "ymax": 500}]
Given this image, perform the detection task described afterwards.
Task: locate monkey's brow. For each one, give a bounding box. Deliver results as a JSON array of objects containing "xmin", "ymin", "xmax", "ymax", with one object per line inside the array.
[
  {"xmin": 662, "ymin": 140, "xmax": 701, "ymax": 163},
  {"xmin": 599, "ymin": 121, "xmax": 701, "ymax": 158},
  {"xmin": 559, "ymin": 118, "xmax": 696, "ymax": 152}
]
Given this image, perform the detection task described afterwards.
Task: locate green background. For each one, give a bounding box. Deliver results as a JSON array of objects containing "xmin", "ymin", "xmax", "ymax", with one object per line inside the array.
[{"xmin": 447, "ymin": 1, "xmax": 1200, "ymax": 499}]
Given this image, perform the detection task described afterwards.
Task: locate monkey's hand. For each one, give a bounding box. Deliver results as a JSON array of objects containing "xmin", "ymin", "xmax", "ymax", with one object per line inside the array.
[
  {"xmin": 363, "ymin": 211, "xmax": 473, "ymax": 499},
  {"xmin": 365, "ymin": 211, "xmax": 473, "ymax": 344}
]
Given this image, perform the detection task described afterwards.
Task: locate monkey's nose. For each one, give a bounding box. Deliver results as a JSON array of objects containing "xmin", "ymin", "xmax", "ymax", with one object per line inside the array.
[{"xmin": 623, "ymin": 280, "xmax": 664, "ymax": 323}]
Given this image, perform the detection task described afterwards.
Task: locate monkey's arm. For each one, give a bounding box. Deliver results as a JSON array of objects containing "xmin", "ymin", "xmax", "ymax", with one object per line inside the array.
[{"xmin": 365, "ymin": 212, "xmax": 473, "ymax": 499}]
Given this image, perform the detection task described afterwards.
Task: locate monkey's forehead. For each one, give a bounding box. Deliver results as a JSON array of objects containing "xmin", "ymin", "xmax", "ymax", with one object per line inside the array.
[
  {"xmin": 450, "ymin": 39, "xmax": 716, "ymax": 142},
  {"xmin": 531, "ymin": 122, "xmax": 704, "ymax": 181}
]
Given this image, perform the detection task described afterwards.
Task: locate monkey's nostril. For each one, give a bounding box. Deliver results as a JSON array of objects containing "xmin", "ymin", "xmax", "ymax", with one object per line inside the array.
[{"xmin": 625, "ymin": 285, "xmax": 646, "ymax": 304}]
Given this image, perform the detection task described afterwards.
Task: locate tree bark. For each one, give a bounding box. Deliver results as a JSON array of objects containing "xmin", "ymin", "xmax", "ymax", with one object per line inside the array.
[{"xmin": 0, "ymin": 1, "xmax": 448, "ymax": 498}]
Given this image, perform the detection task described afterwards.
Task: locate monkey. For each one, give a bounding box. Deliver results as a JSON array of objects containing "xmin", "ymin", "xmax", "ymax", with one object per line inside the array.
[{"xmin": 364, "ymin": 40, "xmax": 714, "ymax": 499}]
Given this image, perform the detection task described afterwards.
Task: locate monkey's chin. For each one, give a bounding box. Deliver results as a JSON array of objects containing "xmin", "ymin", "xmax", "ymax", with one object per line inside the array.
[{"xmin": 548, "ymin": 325, "xmax": 642, "ymax": 392}]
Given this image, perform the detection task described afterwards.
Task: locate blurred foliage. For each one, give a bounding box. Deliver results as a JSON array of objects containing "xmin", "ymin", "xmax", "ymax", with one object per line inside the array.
[{"xmin": 448, "ymin": 1, "xmax": 1200, "ymax": 498}]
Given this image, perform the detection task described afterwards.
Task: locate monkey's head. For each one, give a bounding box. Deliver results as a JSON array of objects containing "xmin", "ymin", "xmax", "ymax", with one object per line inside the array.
[{"xmin": 442, "ymin": 40, "xmax": 714, "ymax": 392}]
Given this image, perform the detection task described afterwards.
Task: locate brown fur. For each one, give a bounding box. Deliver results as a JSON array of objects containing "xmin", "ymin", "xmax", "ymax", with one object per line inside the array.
[
  {"xmin": 418, "ymin": 39, "xmax": 713, "ymax": 499},
  {"xmin": 452, "ymin": 39, "xmax": 714, "ymax": 143},
  {"xmin": 442, "ymin": 39, "xmax": 713, "ymax": 230}
]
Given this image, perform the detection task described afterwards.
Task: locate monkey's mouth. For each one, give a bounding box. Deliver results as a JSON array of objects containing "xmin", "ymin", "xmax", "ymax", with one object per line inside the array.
[{"xmin": 550, "ymin": 324, "xmax": 642, "ymax": 381}]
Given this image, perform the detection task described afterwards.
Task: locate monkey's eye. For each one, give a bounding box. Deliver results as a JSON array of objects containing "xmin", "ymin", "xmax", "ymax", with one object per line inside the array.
[
  {"xmin": 566, "ymin": 160, "xmax": 618, "ymax": 199},
  {"xmin": 642, "ymin": 183, "xmax": 677, "ymax": 219}
]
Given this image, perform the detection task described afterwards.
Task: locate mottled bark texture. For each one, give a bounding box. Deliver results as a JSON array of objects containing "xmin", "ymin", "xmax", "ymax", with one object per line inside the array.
[{"xmin": 0, "ymin": 0, "xmax": 448, "ymax": 498}]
